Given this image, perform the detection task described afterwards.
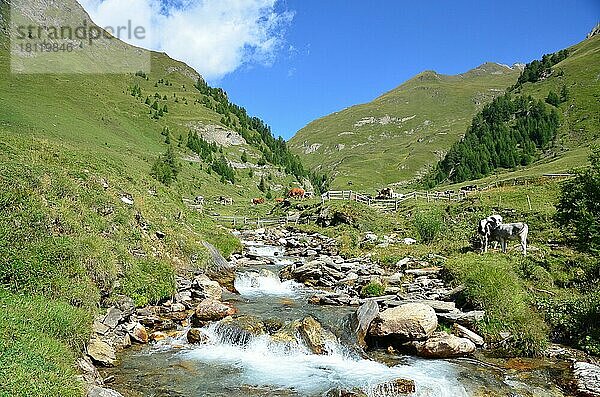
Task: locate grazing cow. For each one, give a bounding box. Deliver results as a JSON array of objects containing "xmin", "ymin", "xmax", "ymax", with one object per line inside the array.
[
  {"xmin": 376, "ymin": 187, "xmax": 394, "ymax": 199},
  {"xmin": 478, "ymin": 215, "xmax": 503, "ymax": 253},
  {"xmin": 252, "ymin": 198, "xmax": 265, "ymax": 205},
  {"xmin": 218, "ymin": 196, "xmax": 233, "ymax": 205},
  {"xmin": 489, "ymin": 222, "xmax": 529, "ymax": 256},
  {"xmin": 274, "ymin": 198, "xmax": 284, "ymax": 203},
  {"xmin": 288, "ymin": 188, "xmax": 305, "ymax": 199}
]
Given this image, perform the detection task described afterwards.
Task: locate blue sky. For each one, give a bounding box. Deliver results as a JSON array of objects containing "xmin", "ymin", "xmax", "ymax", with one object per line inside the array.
[
  {"xmin": 81, "ymin": 0, "xmax": 599, "ymax": 140},
  {"xmin": 218, "ymin": 0, "xmax": 599, "ymax": 139}
]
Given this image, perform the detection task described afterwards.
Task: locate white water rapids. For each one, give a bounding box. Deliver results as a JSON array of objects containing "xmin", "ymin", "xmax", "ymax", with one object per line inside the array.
[{"xmin": 182, "ymin": 323, "xmax": 468, "ymax": 397}]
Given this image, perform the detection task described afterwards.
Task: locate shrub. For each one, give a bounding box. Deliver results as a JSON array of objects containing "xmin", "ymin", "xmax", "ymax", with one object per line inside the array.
[
  {"xmin": 413, "ymin": 209, "xmax": 445, "ymax": 243},
  {"xmin": 536, "ymin": 291, "xmax": 600, "ymax": 355},
  {"xmin": 360, "ymin": 280, "xmax": 386, "ymax": 298},
  {"xmin": 556, "ymin": 147, "xmax": 600, "ymax": 252}
]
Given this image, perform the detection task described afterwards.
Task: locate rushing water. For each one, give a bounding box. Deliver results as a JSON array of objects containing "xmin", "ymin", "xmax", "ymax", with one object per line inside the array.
[{"xmin": 104, "ymin": 240, "xmax": 570, "ymax": 397}]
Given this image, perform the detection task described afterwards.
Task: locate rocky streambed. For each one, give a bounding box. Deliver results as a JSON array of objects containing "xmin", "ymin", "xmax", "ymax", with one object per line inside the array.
[{"xmin": 84, "ymin": 227, "xmax": 599, "ymax": 397}]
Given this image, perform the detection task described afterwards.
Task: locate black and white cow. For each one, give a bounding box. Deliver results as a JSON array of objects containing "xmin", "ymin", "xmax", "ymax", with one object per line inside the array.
[{"xmin": 478, "ymin": 215, "xmax": 503, "ymax": 253}]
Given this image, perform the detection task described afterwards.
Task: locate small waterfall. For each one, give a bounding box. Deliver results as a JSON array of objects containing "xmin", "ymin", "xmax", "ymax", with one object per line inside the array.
[
  {"xmin": 182, "ymin": 322, "xmax": 469, "ymax": 397},
  {"xmin": 234, "ymin": 270, "xmax": 301, "ymax": 298},
  {"xmin": 243, "ymin": 241, "xmax": 285, "ymax": 258}
]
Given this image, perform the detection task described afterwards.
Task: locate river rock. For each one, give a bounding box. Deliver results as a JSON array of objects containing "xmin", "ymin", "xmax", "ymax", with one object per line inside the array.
[
  {"xmin": 573, "ymin": 362, "xmax": 600, "ymax": 397},
  {"xmin": 77, "ymin": 356, "xmax": 102, "ymax": 386},
  {"xmin": 187, "ymin": 328, "xmax": 209, "ymax": 344},
  {"xmin": 412, "ymin": 331, "xmax": 476, "ymax": 358},
  {"xmin": 150, "ymin": 331, "xmax": 168, "ymax": 342},
  {"xmin": 127, "ymin": 322, "xmax": 148, "ymax": 343},
  {"xmin": 352, "ymin": 301, "xmax": 379, "ymax": 348},
  {"xmin": 372, "ymin": 378, "xmax": 416, "ymax": 395},
  {"xmin": 271, "ymin": 320, "xmax": 301, "ymax": 344},
  {"xmin": 102, "ymin": 307, "xmax": 124, "ymax": 329},
  {"xmin": 87, "ymin": 386, "xmax": 125, "ymax": 397},
  {"xmin": 298, "ymin": 316, "xmax": 337, "ymax": 355},
  {"xmin": 369, "ymin": 303, "xmax": 437, "ymax": 341},
  {"xmin": 451, "ymin": 323, "xmax": 484, "ymax": 346},
  {"xmin": 218, "ymin": 315, "xmax": 266, "ymax": 345},
  {"xmin": 192, "ymin": 275, "xmax": 223, "ymax": 300},
  {"xmin": 193, "ymin": 298, "xmax": 235, "ymax": 322},
  {"xmin": 87, "ymin": 339, "xmax": 117, "ymax": 367}
]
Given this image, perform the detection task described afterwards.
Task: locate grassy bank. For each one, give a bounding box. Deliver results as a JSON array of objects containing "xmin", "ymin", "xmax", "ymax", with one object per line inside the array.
[{"xmin": 292, "ymin": 179, "xmax": 599, "ymax": 357}]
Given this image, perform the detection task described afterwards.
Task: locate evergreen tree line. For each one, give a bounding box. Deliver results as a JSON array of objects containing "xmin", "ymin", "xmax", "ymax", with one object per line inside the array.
[
  {"xmin": 513, "ymin": 49, "xmax": 569, "ymax": 88},
  {"xmin": 427, "ymin": 94, "xmax": 560, "ymax": 186},
  {"xmin": 194, "ymin": 78, "xmax": 329, "ymax": 193},
  {"xmin": 151, "ymin": 146, "xmax": 180, "ymax": 185},
  {"xmin": 186, "ymin": 131, "xmax": 236, "ymax": 184}
]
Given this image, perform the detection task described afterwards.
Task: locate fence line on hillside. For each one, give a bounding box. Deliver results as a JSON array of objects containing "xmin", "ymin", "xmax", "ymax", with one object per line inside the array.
[
  {"xmin": 320, "ymin": 190, "xmax": 468, "ymax": 211},
  {"xmin": 212, "ymin": 214, "xmax": 317, "ymax": 228}
]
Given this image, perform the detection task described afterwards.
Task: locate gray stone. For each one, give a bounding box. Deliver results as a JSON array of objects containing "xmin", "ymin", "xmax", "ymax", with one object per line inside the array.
[
  {"xmin": 352, "ymin": 301, "xmax": 379, "ymax": 348},
  {"xmin": 437, "ymin": 310, "xmax": 485, "ymax": 326},
  {"xmin": 573, "ymin": 362, "xmax": 600, "ymax": 397},
  {"xmin": 412, "ymin": 331, "xmax": 476, "ymax": 358},
  {"xmin": 93, "ymin": 320, "xmax": 109, "ymax": 335},
  {"xmin": 87, "ymin": 386, "xmax": 125, "ymax": 397},
  {"xmin": 451, "ymin": 323, "xmax": 484, "ymax": 346},
  {"xmin": 369, "ymin": 303, "xmax": 437, "ymax": 341},
  {"xmin": 87, "ymin": 339, "xmax": 116, "ymax": 367},
  {"xmin": 102, "ymin": 307, "xmax": 124, "ymax": 329},
  {"xmin": 192, "ymin": 275, "xmax": 222, "ymax": 300},
  {"xmin": 387, "ymin": 299, "xmax": 457, "ymax": 313}
]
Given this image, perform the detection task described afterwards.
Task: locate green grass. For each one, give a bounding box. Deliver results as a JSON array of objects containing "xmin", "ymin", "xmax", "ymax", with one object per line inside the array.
[
  {"xmin": 444, "ymin": 254, "xmax": 549, "ymax": 356},
  {"xmin": 0, "ymin": 289, "xmax": 92, "ymax": 397}
]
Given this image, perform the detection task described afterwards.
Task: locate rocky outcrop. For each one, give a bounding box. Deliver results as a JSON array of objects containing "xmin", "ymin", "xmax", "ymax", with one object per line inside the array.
[
  {"xmin": 411, "ymin": 331, "xmax": 476, "ymax": 358},
  {"xmin": 573, "ymin": 362, "xmax": 600, "ymax": 397},
  {"xmin": 368, "ymin": 303, "xmax": 437, "ymax": 341}
]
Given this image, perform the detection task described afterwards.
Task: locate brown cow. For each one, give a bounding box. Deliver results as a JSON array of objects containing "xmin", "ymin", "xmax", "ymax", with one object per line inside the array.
[
  {"xmin": 252, "ymin": 198, "xmax": 265, "ymax": 205},
  {"xmin": 288, "ymin": 187, "xmax": 305, "ymax": 199},
  {"xmin": 274, "ymin": 197, "xmax": 285, "ymax": 203}
]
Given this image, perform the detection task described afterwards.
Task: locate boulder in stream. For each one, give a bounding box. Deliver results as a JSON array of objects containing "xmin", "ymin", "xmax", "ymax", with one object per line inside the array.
[
  {"xmin": 573, "ymin": 361, "xmax": 600, "ymax": 397},
  {"xmin": 368, "ymin": 302, "xmax": 437, "ymax": 341},
  {"xmin": 218, "ymin": 315, "xmax": 266, "ymax": 345},
  {"xmin": 298, "ymin": 316, "xmax": 337, "ymax": 355},
  {"xmin": 193, "ymin": 298, "xmax": 235, "ymax": 322},
  {"xmin": 411, "ymin": 331, "xmax": 476, "ymax": 358},
  {"xmin": 352, "ymin": 300, "xmax": 379, "ymax": 348},
  {"xmin": 187, "ymin": 328, "xmax": 209, "ymax": 344},
  {"xmin": 192, "ymin": 274, "xmax": 223, "ymax": 300}
]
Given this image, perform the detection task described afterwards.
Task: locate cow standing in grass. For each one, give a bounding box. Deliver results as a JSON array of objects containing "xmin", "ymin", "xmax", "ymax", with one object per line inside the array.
[
  {"xmin": 478, "ymin": 215, "xmax": 503, "ymax": 253},
  {"xmin": 288, "ymin": 188, "xmax": 305, "ymax": 199},
  {"xmin": 490, "ymin": 222, "xmax": 529, "ymax": 256}
]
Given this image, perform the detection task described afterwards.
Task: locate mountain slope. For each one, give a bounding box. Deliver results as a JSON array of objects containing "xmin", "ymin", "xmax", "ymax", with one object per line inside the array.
[
  {"xmin": 289, "ymin": 63, "xmax": 521, "ymax": 190},
  {"xmin": 429, "ymin": 33, "xmax": 600, "ymax": 187}
]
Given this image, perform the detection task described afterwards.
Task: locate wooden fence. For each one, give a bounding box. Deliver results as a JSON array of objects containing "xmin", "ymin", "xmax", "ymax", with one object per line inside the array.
[
  {"xmin": 320, "ymin": 190, "xmax": 468, "ymax": 211},
  {"xmin": 212, "ymin": 214, "xmax": 316, "ymax": 228}
]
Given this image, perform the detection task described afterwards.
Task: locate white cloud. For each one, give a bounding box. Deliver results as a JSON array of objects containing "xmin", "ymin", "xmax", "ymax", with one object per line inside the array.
[{"xmin": 79, "ymin": 0, "xmax": 294, "ymax": 81}]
